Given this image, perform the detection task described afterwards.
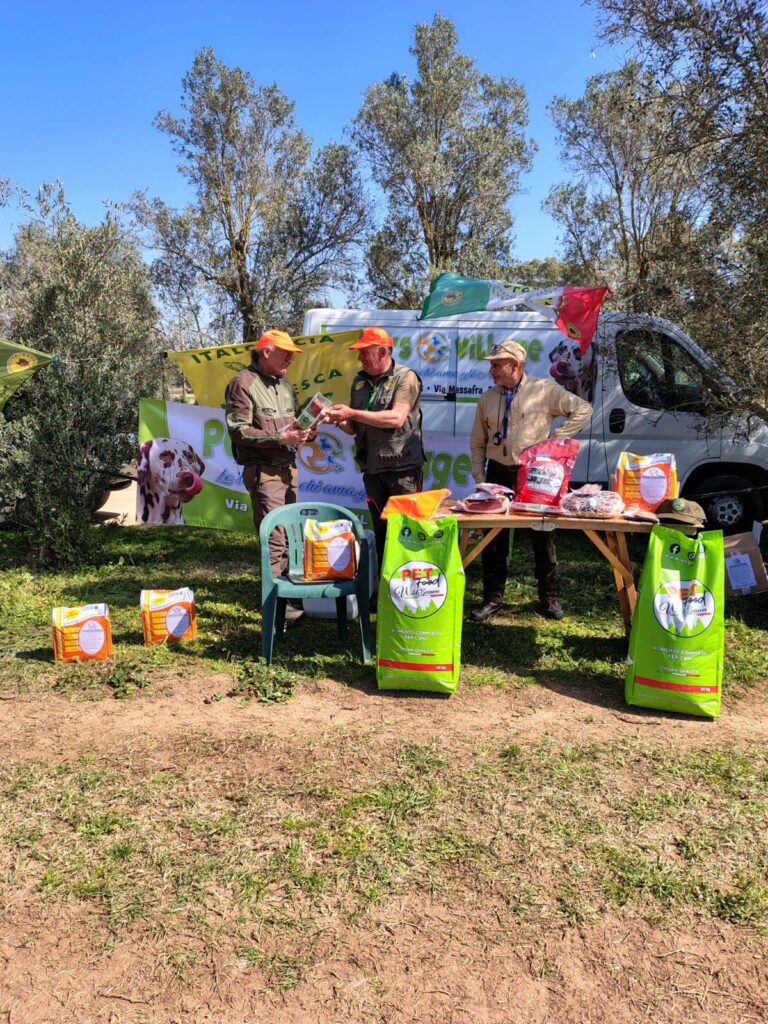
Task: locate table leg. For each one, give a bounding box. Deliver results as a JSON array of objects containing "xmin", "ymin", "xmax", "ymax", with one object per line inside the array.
[
  {"xmin": 615, "ymin": 532, "xmax": 637, "ymax": 617},
  {"xmin": 460, "ymin": 527, "xmax": 503, "ymax": 569},
  {"xmin": 605, "ymin": 532, "xmax": 632, "ymax": 636},
  {"xmin": 583, "ymin": 529, "xmax": 637, "ymax": 637}
]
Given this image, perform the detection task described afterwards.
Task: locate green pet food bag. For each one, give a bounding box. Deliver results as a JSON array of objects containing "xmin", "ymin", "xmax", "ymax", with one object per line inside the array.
[
  {"xmin": 376, "ymin": 513, "xmax": 465, "ymax": 694},
  {"xmin": 626, "ymin": 525, "xmax": 724, "ymax": 717}
]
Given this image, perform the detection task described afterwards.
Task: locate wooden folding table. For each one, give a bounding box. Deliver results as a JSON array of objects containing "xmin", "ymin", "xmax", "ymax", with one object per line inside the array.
[{"xmin": 446, "ymin": 507, "xmax": 654, "ymax": 636}]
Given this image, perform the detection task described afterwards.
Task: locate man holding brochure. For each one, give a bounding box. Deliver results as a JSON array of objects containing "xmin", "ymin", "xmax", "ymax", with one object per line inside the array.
[{"xmin": 225, "ymin": 329, "xmax": 310, "ymax": 624}]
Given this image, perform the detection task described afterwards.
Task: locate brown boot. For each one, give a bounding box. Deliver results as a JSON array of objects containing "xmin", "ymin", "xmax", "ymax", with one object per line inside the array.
[
  {"xmin": 539, "ymin": 593, "xmax": 564, "ymax": 620},
  {"xmin": 470, "ymin": 598, "xmax": 504, "ymax": 622}
]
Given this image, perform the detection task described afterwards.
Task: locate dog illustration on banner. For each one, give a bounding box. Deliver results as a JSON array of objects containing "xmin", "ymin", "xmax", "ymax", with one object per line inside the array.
[
  {"xmin": 548, "ymin": 337, "xmax": 594, "ymax": 401},
  {"xmin": 137, "ymin": 438, "xmax": 205, "ymax": 525}
]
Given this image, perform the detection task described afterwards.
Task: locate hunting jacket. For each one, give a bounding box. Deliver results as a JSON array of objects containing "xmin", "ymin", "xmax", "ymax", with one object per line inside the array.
[{"xmin": 225, "ymin": 357, "xmax": 301, "ymax": 468}]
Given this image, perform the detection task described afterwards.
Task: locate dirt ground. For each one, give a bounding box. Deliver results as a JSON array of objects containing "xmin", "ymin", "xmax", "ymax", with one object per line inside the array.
[
  {"xmin": 3, "ymin": 490, "xmax": 766, "ymax": 1021},
  {"xmin": 98, "ymin": 481, "xmax": 138, "ymax": 522},
  {"xmin": 3, "ymin": 668, "xmax": 768, "ymax": 1024}
]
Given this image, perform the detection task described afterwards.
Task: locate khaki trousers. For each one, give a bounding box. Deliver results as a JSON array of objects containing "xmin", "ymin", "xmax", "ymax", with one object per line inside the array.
[{"xmin": 243, "ymin": 463, "xmax": 298, "ymax": 576}]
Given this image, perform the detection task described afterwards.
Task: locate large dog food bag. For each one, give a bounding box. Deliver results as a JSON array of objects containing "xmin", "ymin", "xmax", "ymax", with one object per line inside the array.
[
  {"xmin": 376, "ymin": 513, "xmax": 465, "ymax": 694},
  {"xmin": 140, "ymin": 588, "xmax": 197, "ymax": 644},
  {"xmin": 52, "ymin": 604, "xmax": 113, "ymax": 662},
  {"xmin": 303, "ymin": 518, "xmax": 357, "ymax": 581},
  {"xmin": 615, "ymin": 452, "xmax": 678, "ymax": 511},
  {"xmin": 625, "ymin": 525, "xmax": 724, "ymax": 717}
]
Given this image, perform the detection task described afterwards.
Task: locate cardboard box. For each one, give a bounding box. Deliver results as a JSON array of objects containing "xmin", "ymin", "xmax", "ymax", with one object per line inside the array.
[{"xmin": 723, "ymin": 523, "xmax": 768, "ymax": 597}]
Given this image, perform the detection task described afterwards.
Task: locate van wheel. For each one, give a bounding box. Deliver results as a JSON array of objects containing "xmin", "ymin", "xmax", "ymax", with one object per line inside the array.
[{"xmin": 695, "ymin": 474, "xmax": 764, "ymax": 534}]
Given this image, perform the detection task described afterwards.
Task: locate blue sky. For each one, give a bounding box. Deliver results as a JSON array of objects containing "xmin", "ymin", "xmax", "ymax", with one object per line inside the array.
[{"xmin": 0, "ymin": 0, "xmax": 625, "ymax": 264}]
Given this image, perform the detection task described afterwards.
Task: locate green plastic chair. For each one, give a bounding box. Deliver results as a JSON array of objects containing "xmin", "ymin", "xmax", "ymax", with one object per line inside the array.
[{"xmin": 260, "ymin": 502, "xmax": 372, "ymax": 665}]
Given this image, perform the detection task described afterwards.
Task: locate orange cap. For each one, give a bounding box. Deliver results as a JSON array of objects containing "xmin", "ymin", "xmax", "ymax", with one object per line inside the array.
[
  {"xmin": 254, "ymin": 329, "xmax": 302, "ymax": 353},
  {"xmin": 349, "ymin": 326, "xmax": 394, "ymax": 350}
]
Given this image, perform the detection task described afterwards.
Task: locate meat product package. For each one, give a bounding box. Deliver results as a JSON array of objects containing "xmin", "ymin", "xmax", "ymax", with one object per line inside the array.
[
  {"xmin": 515, "ymin": 438, "xmax": 581, "ymax": 506},
  {"xmin": 461, "ymin": 494, "xmax": 509, "ymax": 514},
  {"xmin": 560, "ymin": 487, "xmax": 625, "ymax": 518},
  {"xmin": 477, "ymin": 483, "xmax": 514, "ymax": 497},
  {"xmin": 509, "ymin": 501, "xmax": 563, "ymax": 515}
]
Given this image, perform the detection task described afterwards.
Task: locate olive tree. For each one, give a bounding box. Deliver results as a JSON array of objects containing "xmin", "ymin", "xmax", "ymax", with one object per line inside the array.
[
  {"xmin": 133, "ymin": 47, "xmax": 368, "ymax": 340},
  {"xmin": 0, "ymin": 185, "xmax": 160, "ymax": 564},
  {"xmin": 352, "ymin": 14, "xmax": 535, "ymax": 307}
]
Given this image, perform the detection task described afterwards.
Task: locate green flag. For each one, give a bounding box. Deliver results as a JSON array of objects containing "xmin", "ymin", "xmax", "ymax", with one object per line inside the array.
[
  {"xmin": 0, "ymin": 339, "xmax": 55, "ymax": 411},
  {"xmin": 419, "ymin": 272, "xmax": 528, "ymax": 320}
]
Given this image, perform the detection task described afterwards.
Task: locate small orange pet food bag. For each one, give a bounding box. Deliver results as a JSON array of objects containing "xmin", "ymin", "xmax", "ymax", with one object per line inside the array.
[
  {"xmin": 615, "ymin": 452, "xmax": 678, "ymax": 512},
  {"xmin": 303, "ymin": 519, "xmax": 357, "ymax": 581},
  {"xmin": 52, "ymin": 604, "xmax": 112, "ymax": 662},
  {"xmin": 140, "ymin": 588, "xmax": 197, "ymax": 644}
]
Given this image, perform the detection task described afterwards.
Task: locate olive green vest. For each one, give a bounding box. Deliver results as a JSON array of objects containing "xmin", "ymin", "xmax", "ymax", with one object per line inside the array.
[{"xmin": 350, "ymin": 361, "xmax": 424, "ymax": 474}]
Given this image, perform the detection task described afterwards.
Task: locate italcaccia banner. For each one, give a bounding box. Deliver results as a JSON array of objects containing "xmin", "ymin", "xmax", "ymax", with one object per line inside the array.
[
  {"xmin": 0, "ymin": 339, "xmax": 55, "ymax": 411},
  {"xmin": 167, "ymin": 330, "xmax": 362, "ymax": 410},
  {"xmin": 136, "ymin": 399, "xmax": 476, "ymax": 531}
]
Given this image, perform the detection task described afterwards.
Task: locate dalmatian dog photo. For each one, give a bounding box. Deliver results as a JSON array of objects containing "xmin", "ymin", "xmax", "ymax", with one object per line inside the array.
[
  {"xmin": 137, "ymin": 438, "xmax": 206, "ymax": 525},
  {"xmin": 548, "ymin": 337, "xmax": 595, "ymax": 401}
]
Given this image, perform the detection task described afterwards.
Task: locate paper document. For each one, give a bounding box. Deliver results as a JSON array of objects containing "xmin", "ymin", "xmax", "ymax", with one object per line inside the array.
[{"xmin": 725, "ymin": 553, "xmax": 757, "ymax": 591}]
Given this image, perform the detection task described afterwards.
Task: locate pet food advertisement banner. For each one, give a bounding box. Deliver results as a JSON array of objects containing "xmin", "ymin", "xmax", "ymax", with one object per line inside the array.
[
  {"xmin": 137, "ymin": 399, "xmax": 477, "ymax": 532},
  {"xmin": 376, "ymin": 513, "xmax": 465, "ymax": 694},
  {"xmin": 168, "ymin": 317, "xmax": 596, "ymax": 430},
  {"xmin": 625, "ymin": 525, "xmax": 725, "ymax": 718}
]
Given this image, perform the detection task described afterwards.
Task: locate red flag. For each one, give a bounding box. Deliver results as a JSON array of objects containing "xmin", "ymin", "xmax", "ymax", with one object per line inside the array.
[{"xmin": 555, "ymin": 287, "xmax": 613, "ymax": 346}]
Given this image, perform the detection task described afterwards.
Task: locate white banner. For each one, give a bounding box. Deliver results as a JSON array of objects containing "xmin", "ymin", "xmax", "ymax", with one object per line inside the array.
[{"xmin": 137, "ymin": 399, "xmax": 477, "ymax": 532}]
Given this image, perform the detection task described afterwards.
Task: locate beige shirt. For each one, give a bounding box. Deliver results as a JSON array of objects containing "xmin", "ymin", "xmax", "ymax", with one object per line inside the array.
[{"xmin": 470, "ymin": 374, "xmax": 593, "ymax": 483}]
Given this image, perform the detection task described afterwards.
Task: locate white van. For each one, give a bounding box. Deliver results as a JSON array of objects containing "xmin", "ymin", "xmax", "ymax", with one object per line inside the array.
[{"xmin": 302, "ymin": 307, "xmax": 768, "ymax": 532}]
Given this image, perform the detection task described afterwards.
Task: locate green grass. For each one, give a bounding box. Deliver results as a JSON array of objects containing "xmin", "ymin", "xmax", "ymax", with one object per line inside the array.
[
  {"xmin": 2, "ymin": 523, "xmax": 763, "ymax": 699},
  {"xmin": 0, "ymin": 523, "xmax": 767, "ymax": 993},
  {"xmin": 2, "ymin": 734, "xmax": 768, "ymax": 961}
]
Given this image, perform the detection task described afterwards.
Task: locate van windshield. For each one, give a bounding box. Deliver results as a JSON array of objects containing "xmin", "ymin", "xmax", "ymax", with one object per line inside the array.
[{"xmin": 615, "ymin": 329, "xmax": 719, "ymax": 414}]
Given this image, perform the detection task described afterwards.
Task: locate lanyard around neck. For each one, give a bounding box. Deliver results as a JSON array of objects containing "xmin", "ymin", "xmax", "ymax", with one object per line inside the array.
[
  {"xmin": 501, "ymin": 384, "xmax": 520, "ymax": 439},
  {"xmin": 364, "ymin": 375, "xmax": 389, "ymax": 411}
]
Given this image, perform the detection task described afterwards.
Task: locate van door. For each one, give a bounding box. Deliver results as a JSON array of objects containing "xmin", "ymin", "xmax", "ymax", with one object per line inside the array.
[{"xmin": 596, "ymin": 323, "xmax": 721, "ymax": 485}]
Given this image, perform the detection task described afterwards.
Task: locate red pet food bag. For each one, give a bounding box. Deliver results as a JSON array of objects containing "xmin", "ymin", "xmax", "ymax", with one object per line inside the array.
[{"xmin": 515, "ymin": 438, "xmax": 581, "ymax": 507}]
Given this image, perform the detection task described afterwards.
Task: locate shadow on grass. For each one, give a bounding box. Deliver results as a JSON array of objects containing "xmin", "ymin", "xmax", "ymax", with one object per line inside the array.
[
  {"xmin": 15, "ymin": 647, "xmax": 53, "ymax": 663},
  {"xmin": 726, "ymin": 594, "xmax": 768, "ymax": 630}
]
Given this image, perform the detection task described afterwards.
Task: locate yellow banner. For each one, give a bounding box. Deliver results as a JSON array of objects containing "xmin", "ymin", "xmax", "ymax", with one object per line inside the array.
[
  {"xmin": 167, "ymin": 330, "xmax": 363, "ymax": 410},
  {"xmin": 0, "ymin": 339, "xmax": 55, "ymax": 411}
]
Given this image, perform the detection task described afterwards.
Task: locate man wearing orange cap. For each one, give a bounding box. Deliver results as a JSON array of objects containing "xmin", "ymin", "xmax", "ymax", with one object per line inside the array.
[
  {"xmin": 325, "ymin": 327, "xmax": 424, "ymax": 565},
  {"xmin": 225, "ymin": 330, "xmax": 310, "ymax": 620}
]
